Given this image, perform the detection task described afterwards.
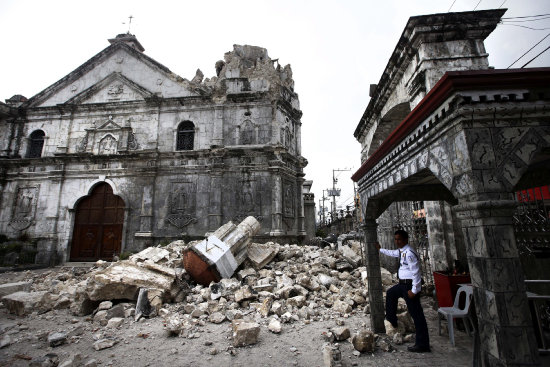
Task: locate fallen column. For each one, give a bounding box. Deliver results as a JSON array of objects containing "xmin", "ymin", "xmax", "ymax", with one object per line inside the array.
[{"xmin": 183, "ymin": 216, "xmax": 261, "ymax": 286}]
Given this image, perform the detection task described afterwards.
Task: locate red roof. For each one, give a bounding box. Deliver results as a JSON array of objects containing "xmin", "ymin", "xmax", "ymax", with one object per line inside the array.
[{"xmin": 352, "ymin": 68, "xmax": 550, "ymax": 182}]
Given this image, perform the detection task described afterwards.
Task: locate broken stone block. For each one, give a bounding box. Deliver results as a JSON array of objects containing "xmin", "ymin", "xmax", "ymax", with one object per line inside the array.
[
  {"xmin": 30, "ymin": 353, "xmax": 59, "ymax": 367},
  {"xmin": 341, "ymin": 245, "xmax": 362, "ymax": 267},
  {"xmin": 286, "ymin": 295, "xmax": 306, "ymax": 308},
  {"xmin": 209, "ymin": 312, "xmax": 226, "ymax": 324},
  {"xmin": 0, "ymin": 281, "xmax": 31, "ymax": 298},
  {"xmin": 352, "ymin": 329, "xmax": 375, "ymax": 353},
  {"xmin": 235, "ymin": 285, "xmax": 257, "ymax": 303},
  {"xmin": 183, "ymin": 217, "xmax": 261, "ymax": 286},
  {"xmin": 332, "ymin": 300, "xmax": 352, "ymax": 314},
  {"xmin": 48, "ymin": 332, "xmax": 67, "ymax": 347},
  {"xmin": 97, "ymin": 301, "xmax": 113, "ymax": 311},
  {"xmin": 247, "ymin": 242, "xmax": 279, "ymax": 269},
  {"xmin": 88, "ymin": 261, "xmax": 175, "ymax": 301},
  {"xmin": 232, "ymin": 320, "xmax": 260, "ymax": 347},
  {"xmin": 107, "ymin": 317, "xmax": 124, "ymax": 328},
  {"xmin": 58, "ymin": 353, "xmax": 82, "ymax": 367},
  {"xmin": 318, "ymin": 274, "xmax": 334, "ymax": 287},
  {"xmin": 393, "ymin": 332, "xmax": 403, "ymax": 344},
  {"xmin": 397, "ymin": 311, "xmax": 415, "ymax": 333},
  {"xmin": 53, "ymin": 295, "xmax": 71, "ymax": 310},
  {"xmin": 2, "ymin": 291, "xmax": 48, "ymax": 316},
  {"xmin": 331, "ymin": 326, "xmax": 351, "ymax": 341},
  {"xmin": 0, "ymin": 334, "xmax": 12, "ymax": 348},
  {"xmin": 322, "ymin": 343, "xmax": 342, "ymax": 367},
  {"xmin": 93, "ymin": 310, "xmax": 108, "ymax": 326},
  {"xmin": 381, "ymin": 267, "xmax": 394, "ymax": 286},
  {"xmin": 135, "ymin": 288, "xmax": 152, "ymax": 321},
  {"xmin": 268, "ymin": 319, "xmax": 282, "ymax": 333},
  {"xmin": 237, "ymin": 267, "xmax": 257, "ymax": 281},
  {"xmin": 384, "ymin": 319, "xmax": 405, "ymax": 337},
  {"xmin": 259, "ymin": 297, "xmax": 273, "ymax": 317},
  {"xmin": 106, "ymin": 304, "xmax": 125, "ymax": 319},
  {"xmin": 93, "ymin": 338, "xmax": 118, "ymax": 350},
  {"xmin": 129, "ymin": 247, "xmax": 170, "ymax": 264}
]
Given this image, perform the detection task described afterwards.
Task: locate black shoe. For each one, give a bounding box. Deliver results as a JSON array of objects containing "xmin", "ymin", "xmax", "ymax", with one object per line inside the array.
[{"xmin": 407, "ymin": 345, "xmax": 431, "ymax": 353}]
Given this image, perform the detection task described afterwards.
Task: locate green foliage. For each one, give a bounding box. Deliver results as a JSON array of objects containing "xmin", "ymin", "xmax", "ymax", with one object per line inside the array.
[
  {"xmin": 158, "ymin": 239, "xmax": 171, "ymax": 247},
  {"xmin": 118, "ymin": 251, "xmax": 134, "ymax": 260}
]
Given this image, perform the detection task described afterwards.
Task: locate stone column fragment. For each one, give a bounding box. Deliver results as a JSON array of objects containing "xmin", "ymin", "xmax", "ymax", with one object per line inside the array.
[{"xmin": 363, "ymin": 219, "xmax": 386, "ymax": 333}]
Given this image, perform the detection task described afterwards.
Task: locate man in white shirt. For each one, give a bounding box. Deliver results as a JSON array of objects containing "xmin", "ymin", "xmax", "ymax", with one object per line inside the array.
[{"xmin": 375, "ymin": 229, "xmax": 430, "ymax": 353}]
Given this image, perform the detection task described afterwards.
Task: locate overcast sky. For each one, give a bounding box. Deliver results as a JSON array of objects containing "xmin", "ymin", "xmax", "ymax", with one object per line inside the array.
[{"xmin": 1, "ymin": 0, "xmax": 549, "ymax": 221}]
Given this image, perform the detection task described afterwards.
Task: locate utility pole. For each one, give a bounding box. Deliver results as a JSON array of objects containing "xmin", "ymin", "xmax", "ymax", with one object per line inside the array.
[
  {"xmin": 330, "ymin": 168, "xmax": 350, "ymax": 221},
  {"xmin": 321, "ymin": 189, "xmax": 328, "ymax": 225}
]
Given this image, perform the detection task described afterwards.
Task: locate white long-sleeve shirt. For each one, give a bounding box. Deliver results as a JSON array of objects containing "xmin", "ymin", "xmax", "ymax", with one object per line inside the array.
[{"xmin": 380, "ymin": 244, "xmax": 422, "ymax": 294}]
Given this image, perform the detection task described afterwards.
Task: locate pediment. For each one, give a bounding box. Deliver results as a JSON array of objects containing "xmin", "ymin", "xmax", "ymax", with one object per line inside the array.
[
  {"xmin": 95, "ymin": 117, "xmax": 122, "ymax": 130},
  {"xmin": 66, "ymin": 73, "xmax": 155, "ymax": 105},
  {"xmin": 26, "ymin": 43, "xmax": 204, "ymax": 108}
]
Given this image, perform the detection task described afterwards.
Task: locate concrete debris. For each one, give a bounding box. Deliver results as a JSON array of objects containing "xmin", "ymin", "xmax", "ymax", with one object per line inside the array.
[
  {"xmin": 331, "ymin": 326, "xmax": 350, "ymax": 341},
  {"xmin": 247, "ymin": 242, "xmax": 279, "ymax": 269},
  {"xmin": 2, "ymin": 291, "xmax": 48, "ymax": 315},
  {"xmin": 322, "ymin": 343, "xmax": 343, "ymax": 367},
  {"xmin": 232, "ymin": 320, "xmax": 260, "ymax": 347},
  {"xmin": 183, "ymin": 217, "xmax": 261, "ymax": 285},
  {"xmin": 47, "ymin": 331, "xmax": 67, "ymax": 347},
  {"xmin": 352, "ymin": 329, "xmax": 375, "ymax": 353},
  {"xmin": 58, "ymin": 353, "xmax": 82, "ymax": 367},
  {"xmin": 0, "ymin": 281, "xmax": 32, "ymax": 298},
  {"xmin": 268, "ymin": 318, "xmax": 282, "ymax": 333},
  {"xmin": 29, "ymin": 353, "xmax": 59, "ymax": 367},
  {"xmin": 88, "ymin": 260, "xmax": 176, "ymax": 301},
  {"xmin": 0, "ymin": 232, "xmax": 411, "ymax": 357},
  {"xmin": 93, "ymin": 338, "xmax": 118, "ymax": 350}
]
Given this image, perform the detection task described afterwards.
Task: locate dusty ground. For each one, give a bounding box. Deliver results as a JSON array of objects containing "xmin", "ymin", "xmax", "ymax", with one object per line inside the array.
[{"xmin": 0, "ymin": 267, "xmax": 478, "ymax": 367}]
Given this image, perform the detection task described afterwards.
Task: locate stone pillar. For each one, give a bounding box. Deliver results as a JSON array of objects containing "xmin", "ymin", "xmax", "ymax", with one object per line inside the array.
[
  {"xmin": 425, "ymin": 200, "xmax": 457, "ymax": 272},
  {"xmin": 296, "ymin": 176, "xmax": 306, "ymax": 237},
  {"xmin": 363, "ymin": 219, "xmax": 385, "ymax": 333},
  {"xmin": 137, "ymin": 185, "xmax": 153, "ymax": 233},
  {"xmin": 303, "ymin": 193, "xmax": 316, "ymax": 241},
  {"xmin": 455, "ymin": 199, "xmax": 539, "ymax": 366},
  {"xmin": 208, "ymin": 173, "xmax": 223, "ymax": 231},
  {"xmin": 270, "ymin": 174, "xmax": 283, "ymax": 236}
]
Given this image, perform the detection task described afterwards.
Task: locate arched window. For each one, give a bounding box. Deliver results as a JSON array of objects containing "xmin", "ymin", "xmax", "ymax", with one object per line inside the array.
[
  {"xmin": 176, "ymin": 121, "xmax": 194, "ymax": 150},
  {"xmin": 27, "ymin": 130, "xmax": 45, "ymax": 158},
  {"xmin": 240, "ymin": 120, "xmax": 254, "ymax": 145}
]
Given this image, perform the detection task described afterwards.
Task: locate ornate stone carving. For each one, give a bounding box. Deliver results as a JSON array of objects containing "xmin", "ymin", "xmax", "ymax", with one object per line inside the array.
[
  {"xmin": 166, "ymin": 182, "xmax": 196, "ymax": 228},
  {"xmin": 107, "ymin": 84, "xmax": 124, "ymax": 99},
  {"xmin": 283, "ymin": 180, "xmax": 295, "ymax": 217},
  {"xmin": 98, "ymin": 135, "xmax": 118, "ymax": 155},
  {"xmin": 9, "ymin": 186, "xmax": 39, "ymax": 231}
]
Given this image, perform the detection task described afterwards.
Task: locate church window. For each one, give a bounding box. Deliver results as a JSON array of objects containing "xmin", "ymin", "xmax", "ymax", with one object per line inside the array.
[
  {"xmin": 240, "ymin": 120, "xmax": 254, "ymax": 145},
  {"xmin": 27, "ymin": 130, "xmax": 45, "ymax": 158},
  {"xmin": 177, "ymin": 121, "xmax": 195, "ymax": 150}
]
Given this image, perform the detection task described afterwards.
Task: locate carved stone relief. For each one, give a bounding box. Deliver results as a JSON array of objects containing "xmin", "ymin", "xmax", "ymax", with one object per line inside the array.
[
  {"xmin": 166, "ymin": 182, "xmax": 197, "ymax": 228},
  {"xmin": 9, "ymin": 186, "xmax": 39, "ymax": 231},
  {"xmin": 98, "ymin": 135, "xmax": 117, "ymax": 155},
  {"xmin": 107, "ymin": 84, "xmax": 124, "ymax": 99},
  {"xmin": 76, "ymin": 116, "xmax": 140, "ymax": 154},
  {"xmin": 283, "ymin": 180, "xmax": 295, "ymax": 217}
]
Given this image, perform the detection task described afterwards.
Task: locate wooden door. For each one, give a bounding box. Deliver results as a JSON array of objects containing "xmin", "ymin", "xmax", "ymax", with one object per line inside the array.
[{"xmin": 70, "ymin": 183, "xmax": 125, "ymax": 261}]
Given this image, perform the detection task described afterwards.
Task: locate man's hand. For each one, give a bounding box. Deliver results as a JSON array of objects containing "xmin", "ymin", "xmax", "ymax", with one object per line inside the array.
[
  {"xmin": 407, "ymin": 290, "xmax": 416, "ymax": 299},
  {"xmin": 374, "ymin": 242, "xmax": 381, "ymax": 250}
]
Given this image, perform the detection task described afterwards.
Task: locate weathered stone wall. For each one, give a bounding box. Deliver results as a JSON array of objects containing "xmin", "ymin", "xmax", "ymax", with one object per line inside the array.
[{"xmin": 0, "ymin": 40, "xmax": 309, "ymax": 264}]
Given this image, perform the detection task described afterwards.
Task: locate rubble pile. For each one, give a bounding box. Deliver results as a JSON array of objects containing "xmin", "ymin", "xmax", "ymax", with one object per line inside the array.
[{"xmin": 0, "ymin": 223, "xmax": 419, "ymax": 361}]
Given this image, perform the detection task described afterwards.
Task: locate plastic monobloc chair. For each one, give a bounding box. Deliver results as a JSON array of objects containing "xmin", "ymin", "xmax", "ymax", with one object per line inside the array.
[{"xmin": 438, "ymin": 285, "xmax": 475, "ymax": 346}]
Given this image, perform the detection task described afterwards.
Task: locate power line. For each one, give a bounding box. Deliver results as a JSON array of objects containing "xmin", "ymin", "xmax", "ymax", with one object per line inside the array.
[
  {"xmin": 498, "ymin": 0, "xmax": 507, "ymax": 8},
  {"xmin": 503, "ymin": 13, "xmax": 550, "ymax": 20},
  {"xmin": 473, "ymin": 0, "xmax": 482, "ymax": 11},
  {"xmin": 448, "ymin": 0, "xmax": 457, "ymax": 12},
  {"xmin": 507, "ymin": 33, "xmax": 550, "ymax": 68},
  {"xmin": 501, "ymin": 24, "xmax": 550, "ymax": 31},
  {"xmin": 502, "ymin": 16, "xmax": 550, "ymax": 23},
  {"xmin": 521, "ymin": 44, "xmax": 550, "ymax": 68}
]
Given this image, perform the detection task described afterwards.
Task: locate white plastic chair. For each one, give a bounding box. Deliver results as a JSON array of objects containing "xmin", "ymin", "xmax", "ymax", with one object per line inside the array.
[{"xmin": 438, "ymin": 285, "xmax": 475, "ymax": 346}]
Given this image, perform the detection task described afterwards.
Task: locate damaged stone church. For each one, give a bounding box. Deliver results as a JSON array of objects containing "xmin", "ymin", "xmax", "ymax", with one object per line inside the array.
[{"xmin": 0, "ymin": 34, "xmax": 309, "ymax": 264}]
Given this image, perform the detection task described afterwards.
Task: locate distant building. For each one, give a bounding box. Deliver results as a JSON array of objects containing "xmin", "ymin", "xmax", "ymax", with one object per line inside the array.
[{"xmin": 0, "ymin": 34, "xmax": 310, "ymax": 264}]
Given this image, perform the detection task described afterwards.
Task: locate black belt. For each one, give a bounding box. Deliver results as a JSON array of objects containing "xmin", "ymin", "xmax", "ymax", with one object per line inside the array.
[{"xmin": 399, "ymin": 279, "xmax": 413, "ymax": 285}]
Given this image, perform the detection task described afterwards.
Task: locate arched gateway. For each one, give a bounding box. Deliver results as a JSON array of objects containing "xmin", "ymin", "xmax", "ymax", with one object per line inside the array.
[{"xmin": 70, "ymin": 183, "xmax": 125, "ymax": 261}]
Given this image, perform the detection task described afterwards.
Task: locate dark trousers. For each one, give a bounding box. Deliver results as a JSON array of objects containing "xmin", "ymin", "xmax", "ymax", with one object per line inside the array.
[{"xmin": 385, "ymin": 283, "xmax": 430, "ymax": 348}]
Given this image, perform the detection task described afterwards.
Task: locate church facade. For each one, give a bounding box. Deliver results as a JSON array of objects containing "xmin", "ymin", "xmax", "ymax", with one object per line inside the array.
[{"xmin": 0, "ymin": 34, "xmax": 308, "ymax": 264}]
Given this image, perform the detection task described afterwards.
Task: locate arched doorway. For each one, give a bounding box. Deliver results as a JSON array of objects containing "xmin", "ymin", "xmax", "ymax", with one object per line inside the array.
[{"xmin": 70, "ymin": 183, "xmax": 125, "ymax": 261}]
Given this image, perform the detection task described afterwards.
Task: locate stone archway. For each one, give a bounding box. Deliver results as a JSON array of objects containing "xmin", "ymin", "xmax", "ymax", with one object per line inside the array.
[{"xmin": 70, "ymin": 182, "xmax": 125, "ymax": 261}]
